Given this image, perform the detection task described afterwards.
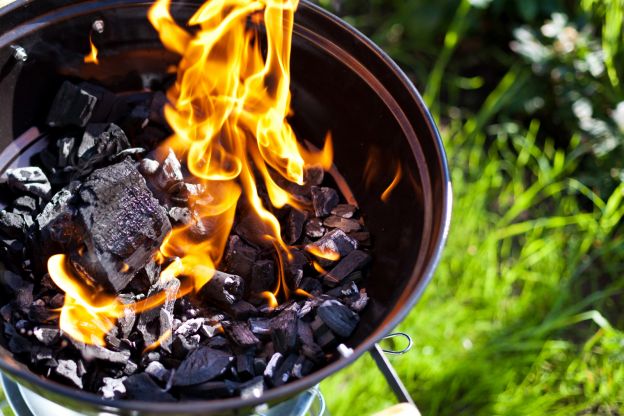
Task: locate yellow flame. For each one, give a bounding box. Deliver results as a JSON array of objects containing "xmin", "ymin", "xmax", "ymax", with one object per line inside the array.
[
  {"xmin": 381, "ymin": 163, "xmax": 402, "ymax": 203},
  {"xmin": 84, "ymin": 35, "xmax": 99, "ymax": 65},
  {"xmin": 142, "ymin": 329, "xmax": 173, "ymax": 354},
  {"xmin": 305, "ymin": 245, "xmax": 341, "ymax": 262},
  {"xmin": 49, "ymin": 0, "xmax": 334, "ymax": 346},
  {"xmin": 311, "ymin": 260, "xmax": 328, "ymax": 274}
]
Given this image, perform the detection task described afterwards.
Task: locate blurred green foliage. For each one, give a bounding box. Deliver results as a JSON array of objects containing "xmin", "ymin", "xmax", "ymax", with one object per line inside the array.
[{"xmin": 314, "ymin": 0, "xmax": 624, "ymax": 414}]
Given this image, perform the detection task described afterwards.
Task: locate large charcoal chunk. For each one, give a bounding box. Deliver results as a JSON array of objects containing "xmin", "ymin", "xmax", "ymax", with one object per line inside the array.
[
  {"xmin": 311, "ymin": 186, "xmax": 339, "ymax": 217},
  {"xmin": 0, "ymin": 211, "xmax": 26, "ymax": 239},
  {"xmin": 285, "ymin": 209, "xmax": 307, "ymax": 244},
  {"xmin": 70, "ymin": 159, "xmax": 171, "ymax": 292},
  {"xmin": 305, "ymin": 229, "xmax": 358, "ymax": 260},
  {"xmin": 124, "ymin": 373, "xmax": 175, "ymax": 401},
  {"xmin": 198, "ymin": 271, "xmax": 244, "ymax": 306},
  {"xmin": 173, "ymin": 347, "xmax": 233, "ymax": 386},
  {"xmin": 249, "ymin": 260, "xmax": 275, "ymax": 294},
  {"xmin": 77, "ymin": 123, "xmax": 130, "ymax": 166},
  {"xmin": 47, "ymin": 81, "xmax": 98, "ymax": 128},
  {"xmin": 223, "ymin": 235, "xmax": 257, "ymax": 278},
  {"xmin": 271, "ymin": 310, "xmax": 298, "ymax": 354},
  {"xmin": 155, "ymin": 149, "xmax": 183, "ymax": 190},
  {"xmin": 55, "ymin": 359, "xmax": 85, "ymax": 388},
  {"xmin": 6, "ymin": 167, "xmax": 52, "ymax": 200},
  {"xmin": 222, "ymin": 321, "xmax": 260, "ymax": 348},
  {"xmin": 324, "ymin": 250, "xmax": 371, "ymax": 286},
  {"xmin": 317, "ymin": 299, "xmax": 359, "ymax": 338}
]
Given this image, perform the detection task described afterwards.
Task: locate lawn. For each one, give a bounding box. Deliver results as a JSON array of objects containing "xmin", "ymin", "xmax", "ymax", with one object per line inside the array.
[{"xmin": 319, "ymin": 0, "xmax": 624, "ymax": 414}]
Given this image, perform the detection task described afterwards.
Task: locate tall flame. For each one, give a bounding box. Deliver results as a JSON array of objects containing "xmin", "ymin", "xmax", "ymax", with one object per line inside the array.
[
  {"xmin": 84, "ymin": 34, "xmax": 99, "ymax": 65},
  {"xmin": 48, "ymin": 0, "xmax": 332, "ymax": 346}
]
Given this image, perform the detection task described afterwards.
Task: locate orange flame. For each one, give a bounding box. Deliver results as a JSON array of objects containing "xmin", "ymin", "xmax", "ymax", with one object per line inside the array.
[
  {"xmin": 305, "ymin": 245, "xmax": 341, "ymax": 262},
  {"xmin": 48, "ymin": 0, "xmax": 333, "ymax": 346},
  {"xmin": 142, "ymin": 329, "xmax": 173, "ymax": 354},
  {"xmin": 84, "ymin": 34, "xmax": 99, "ymax": 65},
  {"xmin": 381, "ymin": 163, "xmax": 402, "ymax": 203}
]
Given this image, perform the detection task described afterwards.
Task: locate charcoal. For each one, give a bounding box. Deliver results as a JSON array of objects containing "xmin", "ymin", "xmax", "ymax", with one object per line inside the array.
[
  {"xmin": 113, "ymin": 147, "xmax": 146, "ymax": 161},
  {"xmin": 304, "ymin": 165, "xmax": 324, "ymax": 186},
  {"xmin": 305, "ymin": 218, "xmax": 325, "ymax": 238},
  {"xmin": 168, "ymin": 207, "xmax": 193, "ymax": 225},
  {"xmin": 29, "ymin": 302, "xmax": 56, "ymax": 323},
  {"xmin": 55, "ymin": 359, "xmax": 84, "ymax": 388},
  {"xmin": 31, "ymin": 346, "xmax": 57, "ymax": 367},
  {"xmin": 175, "ymin": 318, "xmax": 204, "ymax": 338},
  {"xmin": 78, "ymin": 82, "xmax": 117, "ymax": 123},
  {"xmin": 331, "ymin": 204, "xmax": 357, "ymax": 219},
  {"xmin": 240, "ymin": 376, "xmax": 265, "ymax": 399},
  {"xmin": 155, "ymin": 149, "xmax": 183, "ymax": 190},
  {"xmin": 305, "ymin": 229, "xmax": 358, "ymax": 263},
  {"xmin": 70, "ymin": 159, "xmax": 171, "ymax": 293},
  {"xmin": 324, "ymin": 250, "xmax": 371, "ymax": 286},
  {"xmin": 99, "ymin": 376, "xmax": 126, "ymax": 400},
  {"xmin": 173, "ymin": 346, "xmax": 233, "ymax": 386},
  {"xmin": 171, "ymin": 334, "xmax": 199, "ymax": 359},
  {"xmin": 56, "ymin": 136, "xmax": 76, "ymax": 168},
  {"xmin": 74, "ymin": 342, "xmax": 131, "ymax": 364},
  {"xmin": 311, "ymin": 186, "xmax": 339, "ymax": 217},
  {"xmin": 6, "ymin": 167, "xmax": 52, "ymax": 199},
  {"xmin": 77, "ymin": 123, "xmax": 130, "ymax": 166},
  {"xmin": 199, "ymin": 271, "xmax": 244, "ymax": 306},
  {"xmin": 0, "ymin": 304, "xmax": 12, "ymax": 322},
  {"xmin": 138, "ymin": 158, "xmax": 160, "ymax": 176},
  {"xmin": 291, "ymin": 356, "xmax": 314, "ymax": 379},
  {"xmin": 36, "ymin": 185, "xmax": 77, "ymax": 248},
  {"xmin": 206, "ymin": 335, "xmax": 230, "ymax": 350},
  {"xmin": 46, "ymin": 81, "xmax": 97, "ymax": 128},
  {"xmin": 117, "ymin": 296, "xmax": 136, "ymax": 339},
  {"xmin": 327, "ymin": 281, "xmax": 359, "ymax": 298},
  {"xmin": 225, "ymin": 300, "xmax": 257, "ymax": 320},
  {"xmin": 302, "ymin": 342, "xmax": 324, "ymax": 364},
  {"xmin": 159, "ymin": 309, "xmax": 174, "ymax": 353},
  {"xmin": 286, "ymin": 249, "xmax": 308, "ymax": 288},
  {"xmin": 123, "ymin": 360, "xmax": 139, "ymax": 376},
  {"xmin": 249, "ymin": 260, "xmax": 275, "ymax": 294},
  {"xmin": 48, "ymin": 293, "xmax": 65, "ymax": 309},
  {"xmin": 271, "ymin": 310, "xmax": 298, "ymax": 354},
  {"xmin": 12, "ymin": 195, "xmax": 38, "ymax": 213},
  {"xmin": 296, "ymin": 321, "xmax": 315, "ymax": 347},
  {"xmin": 200, "ymin": 323, "xmax": 221, "ymax": 338},
  {"xmin": 286, "ymin": 209, "xmax": 307, "ymax": 244},
  {"xmin": 222, "ymin": 321, "xmax": 260, "ymax": 348},
  {"xmin": 271, "ymin": 353, "xmax": 298, "ymax": 387},
  {"xmin": 323, "ymin": 215, "xmax": 361, "ymax": 233},
  {"xmin": 124, "ymin": 373, "xmax": 175, "ymax": 401},
  {"xmin": 8, "ymin": 330, "xmax": 32, "ymax": 354},
  {"xmin": 316, "ymin": 299, "xmax": 359, "ymax": 338},
  {"xmin": 1, "ymin": 270, "xmax": 31, "ymax": 295},
  {"xmin": 236, "ymin": 353, "xmax": 255, "ymax": 381},
  {"xmin": 298, "ymin": 277, "xmax": 322, "ymax": 295},
  {"xmin": 263, "ymin": 352, "xmax": 283, "ymax": 380},
  {"xmin": 145, "ymin": 361, "xmax": 170, "ymax": 383},
  {"xmin": 224, "ymin": 235, "xmax": 257, "ymax": 278},
  {"xmin": 33, "ymin": 327, "xmax": 59, "ymax": 346},
  {"xmin": 0, "ymin": 211, "xmax": 26, "ymax": 238},
  {"xmin": 248, "ymin": 318, "xmax": 271, "ymax": 338},
  {"xmin": 349, "ymin": 289, "xmax": 369, "ymax": 312}
]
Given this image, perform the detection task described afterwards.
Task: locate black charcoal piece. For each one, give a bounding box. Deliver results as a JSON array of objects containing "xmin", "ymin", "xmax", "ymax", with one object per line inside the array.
[
  {"xmin": 77, "ymin": 123, "xmax": 131, "ymax": 166},
  {"xmin": 29, "ymin": 303, "xmax": 58, "ymax": 324},
  {"xmin": 159, "ymin": 309, "xmax": 174, "ymax": 353},
  {"xmin": 271, "ymin": 310, "xmax": 298, "ymax": 354},
  {"xmin": 36, "ymin": 185, "xmax": 77, "ymax": 248},
  {"xmin": 47, "ymin": 81, "xmax": 97, "ymax": 127},
  {"xmin": 55, "ymin": 359, "xmax": 84, "ymax": 388},
  {"xmin": 305, "ymin": 229, "xmax": 358, "ymax": 261},
  {"xmin": 139, "ymin": 158, "xmax": 160, "ymax": 176},
  {"xmin": 317, "ymin": 299, "xmax": 359, "ymax": 338},
  {"xmin": 324, "ymin": 250, "xmax": 371, "ymax": 286},
  {"xmin": 286, "ymin": 209, "xmax": 307, "ymax": 244},
  {"xmin": 311, "ymin": 186, "xmax": 339, "ymax": 217},
  {"xmin": 305, "ymin": 218, "xmax": 325, "ymax": 238},
  {"xmin": 297, "ymin": 321, "xmax": 315, "ymax": 346},
  {"xmin": 175, "ymin": 317, "xmax": 204, "ymax": 338},
  {"xmin": 156, "ymin": 149, "xmax": 183, "ymax": 190},
  {"xmin": 173, "ymin": 347, "xmax": 233, "ymax": 386},
  {"xmin": 292, "ymin": 356, "xmax": 314, "ymax": 379},
  {"xmin": 271, "ymin": 353, "xmax": 298, "ymax": 387},
  {"xmin": 224, "ymin": 235, "xmax": 257, "ymax": 278},
  {"xmin": 16, "ymin": 284, "xmax": 35, "ymax": 311},
  {"xmin": 206, "ymin": 335, "xmax": 230, "ymax": 350},
  {"xmin": 31, "ymin": 346, "xmax": 57, "ymax": 367},
  {"xmin": 225, "ymin": 300, "xmax": 257, "ymax": 320},
  {"xmin": 199, "ymin": 271, "xmax": 244, "ymax": 306},
  {"xmin": 349, "ymin": 231, "xmax": 371, "ymax": 246},
  {"xmin": 248, "ymin": 318, "xmax": 271, "ymax": 338},
  {"xmin": 200, "ymin": 323, "xmax": 221, "ymax": 338},
  {"xmin": 33, "ymin": 327, "xmax": 59, "ymax": 346},
  {"xmin": 113, "ymin": 147, "xmax": 146, "ymax": 160},
  {"xmin": 145, "ymin": 361, "xmax": 170, "ymax": 383},
  {"xmin": 327, "ymin": 281, "xmax": 359, "ymax": 298},
  {"xmin": 48, "ymin": 293, "xmax": 65, "ymax": 309},
  {"xmin": 222, "ymin": 321, "xmax": 260, "ymax": 348},
  {"xmin": 0, "ymin": 211, "xmax": 26, "ymax": 238},
  {"xmin": 117, "ymin": 296, "xmax": 136, "ymax": 339},
  {"xmin": 263, "ymin": 352, "xmax": 283, "ymax": 380},
  {"xmin": 171, "ymin": 334, "xmax": 200, "ymax": 359},
  {"xmin": 323, "ymin": 215, "xmax": 361, "ymax": 233},
  {"xmin": 6, "ymin": 167, "xmax": 52, "ymax": 200},
  {"xmin": 249, "ymin": 260, "xmax": 275, "ymax": 294},
  {"xmin": 331, "ymin": 204, "xmax": 357, "ymax": 219},
  {"xmin": 240, "ymin": 376, "xmax": 265, "ymax": 399},
  {"xmin": 0, "ymin": 304, "xmax": 12, "ymax": 322},
  {"xmin": 12, "ymin": 195, "xmax": 38, "ymax": 213},
  {"xmin": 181, "ymin": 381, "xmax": 239, "ymax": 399},
  {"xmin": 124, "ymin": 373, "xmax": 175, "ymax": 401},
  {"xmin": 123, "ymin": 360, "xmax": 139, "ymax": 376},
  {"xmin": 70, "ymin": 159, "xmax": 171, "ymax": 293},
  {"xmin": 236, "ymin": 354, "xmax": 255, "ymax": 381},
  {"xmin": 298, "ymin": 277, "xmax": 322, "ymax": 295},
  {"xmin": 74, "ymin": 341, "xmax": 131, "ymax": 364},
  {"xmin": 99, "ymin": 376, "xmax": 126, "ymax": 400},
  {"xmin": 78, "ymin": 82, "xmax": 117, "ymax": 122},
  {"xmin": 57, "ymin": 136, "xmax": 76, "ymax": 168},
  {"xmin": 349, "ymin": 289, "xmax": 370, "ymax": 312},
  {"xmin": 304, "ymin": 165, "xmax": 324, "ymax": 186}
]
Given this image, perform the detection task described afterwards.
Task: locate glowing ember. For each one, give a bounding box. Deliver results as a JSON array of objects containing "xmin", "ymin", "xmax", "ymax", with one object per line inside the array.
[{"xmin": 48, "ymin": 0, "xmax": 333, "ymax": 345}]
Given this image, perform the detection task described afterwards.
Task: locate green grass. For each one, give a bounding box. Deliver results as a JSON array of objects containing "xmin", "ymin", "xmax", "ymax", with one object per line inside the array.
[{"xmin": 320, "ymin": 64, "xmax": 624, "ymax": 415}]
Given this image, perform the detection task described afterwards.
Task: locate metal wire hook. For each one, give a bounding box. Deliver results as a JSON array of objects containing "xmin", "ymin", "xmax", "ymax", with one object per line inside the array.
[{"xmin": 381, "ymin": 332, "xmax": 413, "ymax": 355}]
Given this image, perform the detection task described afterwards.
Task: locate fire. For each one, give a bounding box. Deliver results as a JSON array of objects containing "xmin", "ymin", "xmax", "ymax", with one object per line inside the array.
[
  {"xmin": 381, "ymin": 163, "xmax": 402, "ymax": 202},
  {"xmin": 48, "ymin": 0, "xmax": 333, "ymax": 346},
  {"xmin": 84, "ymin": 34, "xmax": 99, "ymax": 65}
]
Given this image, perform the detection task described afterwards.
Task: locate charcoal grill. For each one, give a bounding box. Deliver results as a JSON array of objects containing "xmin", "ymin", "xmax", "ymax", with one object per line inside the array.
[{"xmin": 0, "ymin": 0, "xmax": 451, "ymax": 414}]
